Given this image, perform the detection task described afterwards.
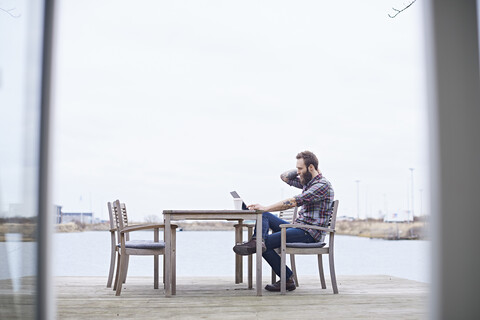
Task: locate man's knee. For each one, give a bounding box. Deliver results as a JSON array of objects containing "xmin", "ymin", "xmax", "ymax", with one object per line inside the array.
[
  {"xmin": 264, "ymin": 233, "xmax": 281, "ymax": 250},
  {"xmin": 262, "ymin": 211, "xmax": 274, "ymax": 218}
]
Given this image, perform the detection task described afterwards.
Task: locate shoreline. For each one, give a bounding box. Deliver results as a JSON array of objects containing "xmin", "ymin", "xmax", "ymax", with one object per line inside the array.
[
  {"xmin": 0, "ymin": 220, "xmax": 428, "ymax": 241},
  {"xmin": 53, "ymin": 219, "xmax": 429, "ymax": 240},
  {"xmin": 336, "ymin": 220, "xmax": 427, "ymax": 240}
]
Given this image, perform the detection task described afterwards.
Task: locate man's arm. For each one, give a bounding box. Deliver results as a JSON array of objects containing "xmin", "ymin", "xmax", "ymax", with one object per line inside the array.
[
  {"xmin": 248, "ymin": 197, "xmax": 297, "ymax": 212},
  {"xmin": 280, "ymin": 169, "xmax": 303, "ymax": 189},
  {"xmin": 280, "ymin": 169, "xmax": 298, "ymax": 182}
]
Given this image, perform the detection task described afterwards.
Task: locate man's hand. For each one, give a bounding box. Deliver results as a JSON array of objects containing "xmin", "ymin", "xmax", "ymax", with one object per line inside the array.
[{"xmin": 248, "ymin": 204, "xmax": 267, "ymax": 211}]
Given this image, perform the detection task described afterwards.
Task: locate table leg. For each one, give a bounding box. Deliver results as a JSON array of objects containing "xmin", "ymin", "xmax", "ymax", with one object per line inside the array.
[
  {"xmin": 235, "ymin": 220, "xmax": 243, "ymax": 284},
  {"xmin": 256, "ymin": 212, "xmax": 262, "ymax": 296},
  {"xmin": 248, "ymin": 226, "xmax": 253, "ymax": 289},
  {"xmin": 164, "ymin": 214, "xmax": 172, "ymax": 297}
]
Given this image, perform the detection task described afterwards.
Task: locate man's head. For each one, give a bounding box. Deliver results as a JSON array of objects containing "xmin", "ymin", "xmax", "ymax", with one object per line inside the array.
[{"xmin": 296, "ymin": 151, "xmax": 319, "ymax": 185}]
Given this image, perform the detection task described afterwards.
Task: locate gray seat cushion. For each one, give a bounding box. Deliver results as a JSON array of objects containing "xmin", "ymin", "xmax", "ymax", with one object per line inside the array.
[
  {"xmin": 286, "ymin": 242, "xmax": 326, "ymax": 248},
  {"xmin": 117, "ymin": 240, "xmax": 165, "ymax": 249}
]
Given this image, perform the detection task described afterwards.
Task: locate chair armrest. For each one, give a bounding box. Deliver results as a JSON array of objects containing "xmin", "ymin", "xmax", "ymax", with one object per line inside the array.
[
  {"xmin": 279, "ymin": 223, "xmax": 335, "ymax": 233},
  {"xmin": 121, "ymin": 223, "xmax": 178, "ymax": 233},
  {"xmin": 109, "ymin": 228, "xmax": 116, "ymax": 232}
]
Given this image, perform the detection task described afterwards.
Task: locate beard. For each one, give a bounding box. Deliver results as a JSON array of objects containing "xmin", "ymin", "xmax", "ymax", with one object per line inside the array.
[{"xmin": 300, "ymin": 171, "xmax": 313, "ymax": 186}]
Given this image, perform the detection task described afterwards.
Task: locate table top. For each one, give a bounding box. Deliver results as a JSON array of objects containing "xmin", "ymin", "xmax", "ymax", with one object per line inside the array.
[
  {"xmin": 163, "ymin": 209, "xmax": 261, "ymax": 214},
  {"xmin": 162, "ymin": 209, "xmax": 263, "ymax": 220}
]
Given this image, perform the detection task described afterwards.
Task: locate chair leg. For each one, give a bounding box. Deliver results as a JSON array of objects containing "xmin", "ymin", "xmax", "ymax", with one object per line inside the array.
[
  {"xmin": 122, "ymin": 255, "xmax": 130, "ymax": 284},
  {"xmin": 115, "ymin": 253, "xmax": 128, "ymax": 296},
  {"xmin": 329, "ymin": 252, "xmax": 339, "ymax": 294},
  {"xmin": 290, "ymin": 254, "xmax": 299, "ymax": 287},
  {"xmin": 107, "ymin": 234, "xmax": 116, "ymax": 288},
  {"xmin": 172, "ymin": 227, "xmax": 177, "ymax": 295},
  {"xmin": 113, "ymin": 252, "xmax": 121, "ymax": 291},
  {"xmin": 154, "ymin": 228, "xmax": 159, "ymax": 289},
  {"xmin": 280, "ymin": 228, "xmax": 287, "ymax": 295},
  {"xmin": 317, "ymin": 254, "xmax": 326, "ymax": 289},
  {"xmin": 154, "ymin": 254, "xmax": 159, "ymax": 289}
]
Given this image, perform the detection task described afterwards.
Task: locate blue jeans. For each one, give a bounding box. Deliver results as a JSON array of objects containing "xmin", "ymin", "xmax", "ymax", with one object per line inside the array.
[{"xmin": 252, "ymin": 212, "xmax": 315, "ymax": 280}]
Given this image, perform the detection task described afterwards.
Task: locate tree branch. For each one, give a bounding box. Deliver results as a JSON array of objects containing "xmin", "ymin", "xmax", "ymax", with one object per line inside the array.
[
  {"xmin": 388, "ymin": 0, "xmax": 416, "ymax": 18},
  {"xmin": 1, "ymin": 7, "xmax": 21, "ymax": 18}
]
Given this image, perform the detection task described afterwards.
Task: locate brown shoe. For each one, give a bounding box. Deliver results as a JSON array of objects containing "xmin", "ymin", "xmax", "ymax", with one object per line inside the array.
[
  {"xmin": 233, "ymin": 238, "xmax": 266, "ymax": 255},
  {"xmin": 265, "ymin": 278, "xmax": 296, "ymax": 292}
]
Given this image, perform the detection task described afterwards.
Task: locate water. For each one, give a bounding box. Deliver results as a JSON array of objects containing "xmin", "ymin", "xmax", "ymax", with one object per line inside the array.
[
  {"xmin": 0, "ymin": 236, "xmax": 36, "ymax": 282},
  {"xmin": 52, "ymin": 231, "xmax": 430, "ymax": 283}
]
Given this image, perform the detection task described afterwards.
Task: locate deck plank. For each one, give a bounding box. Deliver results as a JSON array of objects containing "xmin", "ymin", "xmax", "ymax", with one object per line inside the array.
[{"xmin": 54, "ymin": 275, "xmax": 428, "ymax": 319}]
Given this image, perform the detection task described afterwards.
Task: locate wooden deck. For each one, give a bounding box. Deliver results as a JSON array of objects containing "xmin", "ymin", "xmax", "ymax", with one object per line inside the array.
[{"xmin": 55, "ymin": 275, "xmax": 428, "ymax": 319}]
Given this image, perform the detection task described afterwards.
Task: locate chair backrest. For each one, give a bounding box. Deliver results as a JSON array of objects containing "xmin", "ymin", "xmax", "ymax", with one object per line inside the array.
[
  {"xmin": 282, "ymin": 202, "xmax": 338, "ymax": 229},
  {"xmin": 107, "ymin": 202, "xmax": 116, "ymax": 230},
  {"xmin": 112, "ymin": 200, "xmax": 130, "ymax": 241},
  {"xmin": 328, "ymin": 200, "xmax": 340, "ymax": 230},
  {"xmin": 278, "ymin": 207, "xmax": 297, "ymax": 223}
]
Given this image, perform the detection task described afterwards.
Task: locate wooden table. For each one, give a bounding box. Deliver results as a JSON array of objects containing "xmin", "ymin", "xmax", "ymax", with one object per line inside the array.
[{"xmin": 162, "ymin": 209, "xmax": 263, "ymax": 297}]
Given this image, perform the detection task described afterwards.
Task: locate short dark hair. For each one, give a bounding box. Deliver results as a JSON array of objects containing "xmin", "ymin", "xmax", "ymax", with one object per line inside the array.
[{"xmin": 296, "ymin": 151, "xmax": 319, "ymax": 170}]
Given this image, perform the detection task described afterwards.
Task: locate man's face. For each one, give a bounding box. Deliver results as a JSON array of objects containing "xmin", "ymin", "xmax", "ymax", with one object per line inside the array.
[{"xmin": 296, "ymin": 158, "xmax": 313, "ymax": 186}]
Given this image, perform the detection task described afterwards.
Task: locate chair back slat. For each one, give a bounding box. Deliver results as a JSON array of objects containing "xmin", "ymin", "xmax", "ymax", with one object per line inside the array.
[
  {"xmin": 112, "ymin": 200, "xmax": 132, "ymax": 242},
  {"xmin": 120, "ymin": 202, "xmax": 130, "ymax": 241},
  {"xmin": 278, "ymin": 207, "xmax": 297, "ymax": 223},
  {"xmin": 112, "ymin": 200, "xmax": 127, "ymax": 241},
  {"xmin": 293, "ymin": 206, "xmax": 298, "ymax": 221},
  {"xmin": 120, "ymin": 203, "xmax": 129, "ymax": 226},
  {"xmin": 107, "ymin": 202, "xmax": 115, "ymax": 230},
  {"xmin": 329, "ymin": 200, "xmax": 339, "ymax": 230}
]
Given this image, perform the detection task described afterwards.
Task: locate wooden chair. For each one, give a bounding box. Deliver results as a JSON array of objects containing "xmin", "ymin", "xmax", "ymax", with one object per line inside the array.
[
  {"xmin": 111, "ymin": 200, "xmax": 177, "ymax": 296},
  {"xmin": 280, "ymin": 200, "xmax": 340, "ymax": 294},
  {"xmin": 234, "ymin": 208, "xmax": 299, "ymax": 288},
  {"xmin": 107, "ymin": 201, "xmax": 151, "ymax": 288}
]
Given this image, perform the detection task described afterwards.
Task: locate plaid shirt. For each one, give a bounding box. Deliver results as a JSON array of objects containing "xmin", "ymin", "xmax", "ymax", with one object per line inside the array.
[{"xmin": 284, "ymin": 173, "xmax": 335, "ymax": 242}]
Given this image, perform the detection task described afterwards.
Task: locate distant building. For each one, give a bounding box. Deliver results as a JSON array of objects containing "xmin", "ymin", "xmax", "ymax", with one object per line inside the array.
[
  {"xmin": 53, "ymin": 205, "xmax": 95, "ymax": 224},
  {"xmin": 61, "ymin": 212, "xmax": 94, "ymax": 224}
]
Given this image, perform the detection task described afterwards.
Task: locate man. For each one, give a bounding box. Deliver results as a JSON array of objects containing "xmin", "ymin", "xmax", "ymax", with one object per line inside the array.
[{"xmin": 233, "ymin": 151, "xmax": 334, "ymax": 292}]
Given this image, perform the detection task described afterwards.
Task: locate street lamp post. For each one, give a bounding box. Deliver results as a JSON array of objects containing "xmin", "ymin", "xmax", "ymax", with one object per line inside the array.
[
  {"xmin": 355, "ymin": 180, "xmax": 360, "ymax": 220},
  {"xmin": 409, "ymin": 168, "xmax": 414, "ymax": 222}
]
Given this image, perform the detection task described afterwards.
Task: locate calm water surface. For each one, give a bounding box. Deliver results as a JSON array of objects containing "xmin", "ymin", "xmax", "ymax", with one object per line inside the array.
[{"xmin": 52, "ymin": 231, "xmax": 430, "ymax": 283}]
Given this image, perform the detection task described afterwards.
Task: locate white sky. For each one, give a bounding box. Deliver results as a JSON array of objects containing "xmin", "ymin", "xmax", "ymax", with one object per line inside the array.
[{"xmin": 49, "ymin": 0, "xmax": 429, "ymax": 222}]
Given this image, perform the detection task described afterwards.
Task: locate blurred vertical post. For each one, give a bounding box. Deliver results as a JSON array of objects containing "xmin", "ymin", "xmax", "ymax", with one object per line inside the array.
[
  {"xmin": 38, "ymin": 0, "xmax": 56, "ymax": 319},
  {"xmin": 424, "ymin": 0, "xmax": 480, "ymax": 318}
]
